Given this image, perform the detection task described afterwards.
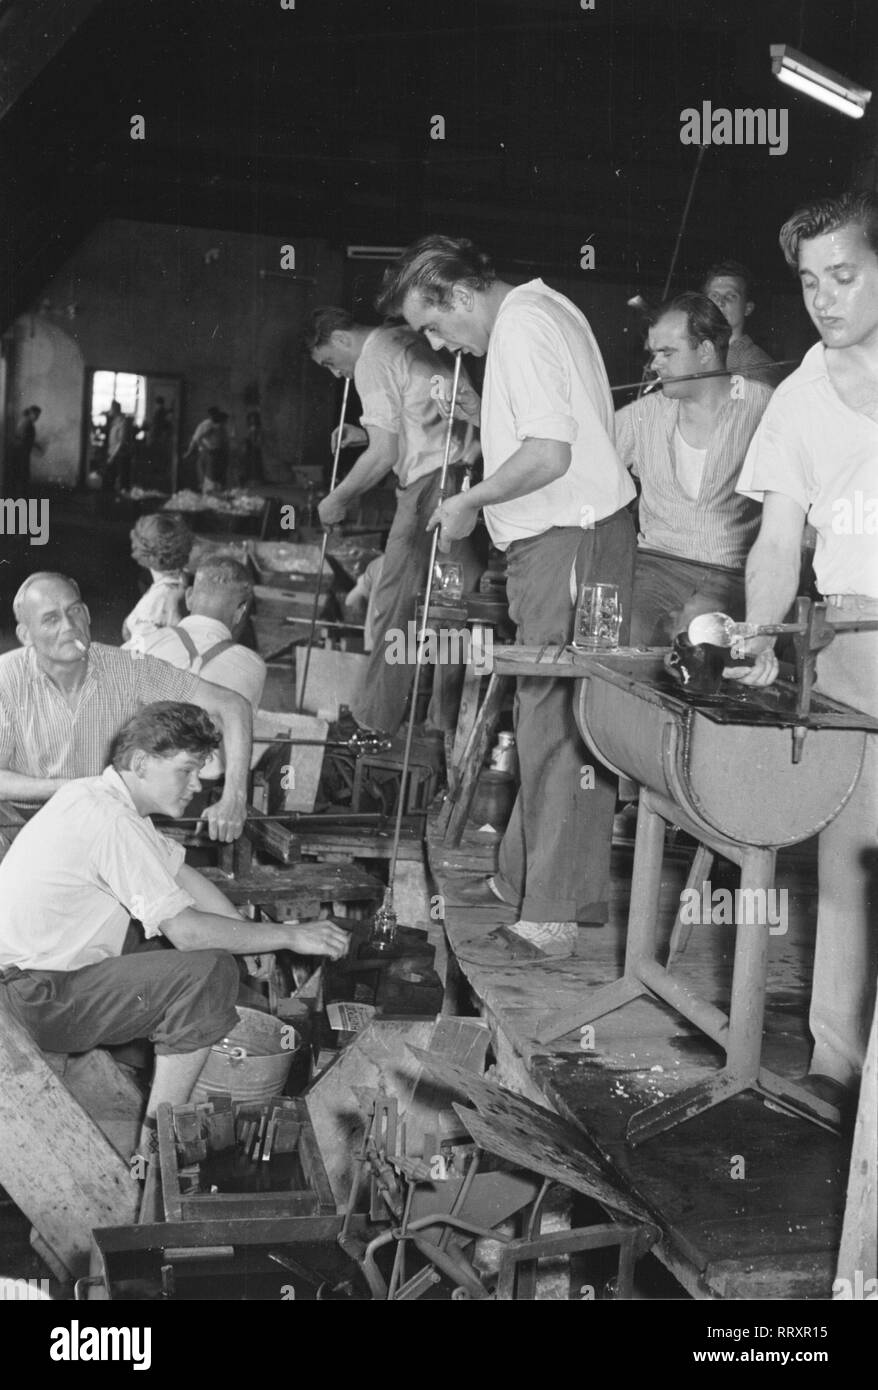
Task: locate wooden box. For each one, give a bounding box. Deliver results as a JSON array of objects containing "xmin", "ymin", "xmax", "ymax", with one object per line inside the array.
[{"xmin": 157, "ymin": 1095, "xmax": 336, "ymax": 1222}]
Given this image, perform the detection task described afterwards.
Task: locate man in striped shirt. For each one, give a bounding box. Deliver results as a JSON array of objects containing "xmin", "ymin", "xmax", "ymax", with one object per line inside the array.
[
  {"xmin": 0, "ymin": 572, "xmax": 252, "ymax": 841},
  {"xmin": 616, "ymin": 292, "xmax": 772, "ymax": 646}
]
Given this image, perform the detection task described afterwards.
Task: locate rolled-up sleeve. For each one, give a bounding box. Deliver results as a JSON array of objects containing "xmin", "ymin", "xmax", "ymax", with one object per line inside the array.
[
  {"xmin": 614, "ymin": 403, "xmax": 638, "ymax": 475},
  {"xmin": 736, "ymin": 411, "xmax": 811, "ymax": 511},
  {"xmin": 135, "ymin": 653, "xmax": 202, "ymax": 703},
  {"xmin": 357, "ymin": 345, "xmax": 402, "ymax": 436},
  {"xmin": 497, "ymin": 309, "xmax": 578, "ymax": 445},
  {"xmin": 93, "ymin": 819, "xmax": 196, "ymax": 937}
]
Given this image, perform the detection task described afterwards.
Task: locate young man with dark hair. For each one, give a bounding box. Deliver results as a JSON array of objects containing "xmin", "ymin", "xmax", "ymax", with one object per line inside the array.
[
  {"xmin": 616, "ymin": 292, "xmax": 772, "ymax": 644},
  {"xmin": 703, "ymin": 259, "xmax": 778, "ymax": 387},
  {"xmin": 379, "ymin": 234, "xmax": 636, "ymax": 959},
  {"xmin": 0, "ymin": 701, "xmax": 348, "ymax": 1158},
  {"xmin": 305, "ymin": 304, "xmax": 475, "ymax": 735},
  {"xmin": 731, "ymin": 191, "xmax": 878, "ymax": 1101}
]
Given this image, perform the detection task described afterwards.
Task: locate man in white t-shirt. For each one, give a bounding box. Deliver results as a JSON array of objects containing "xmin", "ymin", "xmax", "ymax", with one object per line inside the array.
[
  {"xmin": 129, "ymin": 556, "xmax": 266, "ymax": 780},
  {"xmin": 732, "ymin": 191, "xmax": 878, "ymax": 1100},
  {"xmin": 616, "ymin": 293, "xmax": 770, "ymax": 645},
  {"xmin": 306, "ymin": 307, "xmax": 474, "ymax": 735},
  {"xmin": 379, "ymin": 235, "xmax": 637, "ymax": 959}
]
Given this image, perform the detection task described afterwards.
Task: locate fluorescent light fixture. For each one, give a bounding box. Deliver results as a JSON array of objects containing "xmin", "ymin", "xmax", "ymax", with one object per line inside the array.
[
  {"xmin": 346, "ymin": 245, "xmax": 405, "ymax": 261},
  {"xmin": 770, "ymin": 44, "xmax": 871, "ymax": 119}
]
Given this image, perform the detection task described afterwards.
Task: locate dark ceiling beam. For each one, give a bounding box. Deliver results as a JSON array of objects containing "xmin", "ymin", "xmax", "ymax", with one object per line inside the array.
[{"xmin": 0, "ymin": 0, "xmax": 106, "ymax": 122}]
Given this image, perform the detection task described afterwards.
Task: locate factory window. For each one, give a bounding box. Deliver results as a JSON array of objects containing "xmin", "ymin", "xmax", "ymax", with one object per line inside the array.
[{"xmin": 89, "ymin": 370, "xmax": 147, "ymax": 430}]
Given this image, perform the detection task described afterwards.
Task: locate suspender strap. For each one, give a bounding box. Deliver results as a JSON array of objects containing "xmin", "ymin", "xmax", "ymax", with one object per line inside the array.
[{"xmin": 171, "ymin": 627, "xmax": 235, "ymax": 673}]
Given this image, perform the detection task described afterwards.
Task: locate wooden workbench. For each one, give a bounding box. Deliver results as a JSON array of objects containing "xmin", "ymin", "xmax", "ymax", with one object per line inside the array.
[{"xmin": 427, "ymin": 819, "xmax": 847, "ymax": 1300}]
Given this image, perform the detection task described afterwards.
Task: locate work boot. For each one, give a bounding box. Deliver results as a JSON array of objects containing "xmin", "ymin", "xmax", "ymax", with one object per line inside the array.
[{"xmin": 496, "ymin": 920, "xmax": 578, "ymax": 959}]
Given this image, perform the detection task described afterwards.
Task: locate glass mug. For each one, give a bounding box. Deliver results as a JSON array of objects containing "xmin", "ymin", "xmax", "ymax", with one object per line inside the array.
[
  {"xmin": 433, "ymin": 559, "xmax": 464, "ymax": 603},
  {"xmin": 573, "ymin": 582, "xmax": 622, "ymax": 651}
]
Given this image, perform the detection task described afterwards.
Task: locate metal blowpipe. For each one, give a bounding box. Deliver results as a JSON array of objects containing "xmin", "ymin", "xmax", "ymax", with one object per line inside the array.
[
  {"xmin": 297, "ymin": 374, "xmax": 351, "ymax": 713},
  {"xmin": 689, "ymin": 610, "xmax": 878, "ymax": 651},
  {"xmin": 371, "ymin": 351, "xmax": 465, "ymax": 953}
]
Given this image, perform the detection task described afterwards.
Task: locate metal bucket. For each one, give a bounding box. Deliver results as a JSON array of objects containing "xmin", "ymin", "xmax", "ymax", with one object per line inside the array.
[{"xmin": 192, "ymin": 1007, "xmax": 296, "ymax": 1105}]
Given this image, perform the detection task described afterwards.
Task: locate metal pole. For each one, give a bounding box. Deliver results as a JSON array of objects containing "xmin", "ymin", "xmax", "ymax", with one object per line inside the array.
[
  {"xmin": 297, "ymin": 375, "xmax": 351, "ymax": 713},
  {"xmin": 611, "ymin": 360, "xmax": 799, "ymax": 395},
  {"xmin": 375, "ymin": 352, "xmax": 464, "ymax": 937},
  {"xmin": 661, "ymin": 142, "xmax": 708, "ymax": 301}
]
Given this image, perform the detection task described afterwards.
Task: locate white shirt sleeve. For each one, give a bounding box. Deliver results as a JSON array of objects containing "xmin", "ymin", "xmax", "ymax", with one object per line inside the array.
[
  {"xmin": 614, "ymin": 402, "xmax": 639, "ymax": 475},
  {"xmin": 736, "ymin": 407, "xmax": 812, "ymax": 511},
  {"xmin": 495, "ymin": 307, "xmax": 579, "ymax": 446},
  {"xmin": 356, "ymin": 341, "xmax": 403, "ymax": 436},
  {"xmin": 92, "ymin": 818, "xmax": 196, "ymax": 937}
]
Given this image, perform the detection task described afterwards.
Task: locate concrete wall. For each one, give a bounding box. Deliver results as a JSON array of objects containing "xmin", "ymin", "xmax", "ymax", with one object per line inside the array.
[
  {"xmin": 7, "ymin": 220, "xmax": 345, "ymax": 489},
  {"xmin": 6, "ymin": 221, "xmax": 816, "ymax": 491}
]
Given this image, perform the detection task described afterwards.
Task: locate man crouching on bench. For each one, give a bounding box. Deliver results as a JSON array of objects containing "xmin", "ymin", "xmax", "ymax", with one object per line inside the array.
[{"xmin": 0, "ymin": 701, "xmax": 349, "ymax": 1162}]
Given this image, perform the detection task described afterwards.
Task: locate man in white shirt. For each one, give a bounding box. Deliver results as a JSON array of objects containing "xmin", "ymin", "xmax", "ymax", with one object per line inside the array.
[
  {"xmin": 615, "ymin": 293, "xmax": 771, "ymax": 644},
  {"xmin": 0, "ymin": 702, "xmax": 349, "ymax": 1159},
  {"xmin": 129, "ymin": 556, "xmax": 266, "ymax": 779},
  {"xmin": 379, "ymin": 234, "xmax": 637, "ymax": 959},
  {"xmin": 731, "ymin": 191, "xmax": 878, "ymax": 1100},
  {"xmin": 306, "ymin": 307, "xmax": 473, "ymax": 735}
]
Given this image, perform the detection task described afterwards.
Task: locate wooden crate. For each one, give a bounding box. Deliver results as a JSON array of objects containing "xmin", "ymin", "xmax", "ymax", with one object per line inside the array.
[{"xmin": 157, "ymin": 1095, "xmax": 335, "ymax": 1223}]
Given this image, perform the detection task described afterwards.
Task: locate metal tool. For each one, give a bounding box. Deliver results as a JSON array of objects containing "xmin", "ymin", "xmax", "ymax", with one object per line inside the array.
[
  {"xmin": 298, "ymin": 374, "xmax": 351, "ymax": 713},
  {"xmin": 371, "ymin": 351, "xmax": 464, "ymax": 953},
  {"xmin": 611, "ymin": 360, "xmax": 800, "ymax": 396},
  {"xmin": 690, "ymin": 598, "xmax": 878, "ymax": 761}
]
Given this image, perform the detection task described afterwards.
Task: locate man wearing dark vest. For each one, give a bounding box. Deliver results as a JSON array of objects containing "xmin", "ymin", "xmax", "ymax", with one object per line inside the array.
[{"xmin": 131, "ymin": 557, "xmax": 266, "ymax": 779}]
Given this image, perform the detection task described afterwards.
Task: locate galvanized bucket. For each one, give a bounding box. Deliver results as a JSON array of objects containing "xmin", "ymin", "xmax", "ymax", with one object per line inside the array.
[{"xmin": 192, "ymin": 1006, "xmax": 297, "ymax": 1105}]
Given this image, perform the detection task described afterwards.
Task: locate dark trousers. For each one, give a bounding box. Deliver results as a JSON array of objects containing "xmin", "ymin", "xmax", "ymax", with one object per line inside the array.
[
  {"xmin": 351, "ymin": 470, "xmax": 446, "ymax": 734},
  {"xmin": 630, "ymin": 550, "xmax": 746, "ymax": 646},
  {"xmin": 494, "ymin": 508, "xmax": 636, "ymax": 921},
  {"xmin": 0, "ymin": 944, "xmax": 239, "ymax": 1056}
]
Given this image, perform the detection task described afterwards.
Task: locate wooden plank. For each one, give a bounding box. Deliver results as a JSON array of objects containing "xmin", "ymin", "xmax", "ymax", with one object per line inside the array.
[
  {"xmin": 0, "ymin": 998, "xmax": 139, "ymax": 1278},
  {"xmin": 404, "ymin": 1018, "xmax": 491, "ymax": 1152},
  {"xmin": 296, "ymin": 1115, "xmax": 337, "ymax": 1214},
  {"xmin": 449, "ymin": 666, "xmax": 484, "ymax": 791},
  {"xmin": 157, "ymin": 1102, "xmax": 184, "ymax": 1222},
  {"xmin": 442, "ymin": 672, "xmax": 510, "ymax": 846},
  {"xmin": 179, "ymin": 1192, "xmax": 320, "ymax": 1220},
  {"xmin": 63, "ymin": 1048, "xmax": 145, "ymax": 1160},
  {"xmin": 296, "ymin": 828, "xmax": 423, "ymax": 861},
  {"xmin": 201, "ymin": 862, "xmax": 383, "ymax": 908},
  {"xmin": 407, "ymin": 1046, "xmax": 651, "ymax": 1223},
  {"xmin": 304, "ymin": 1019, "xmax": 436, "ymax": 1206}
]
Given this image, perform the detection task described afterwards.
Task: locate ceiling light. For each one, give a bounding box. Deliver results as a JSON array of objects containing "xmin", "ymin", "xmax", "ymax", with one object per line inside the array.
[{"xmin": 770, "ymin": 44, "xmax": 871, "ymax": 120}]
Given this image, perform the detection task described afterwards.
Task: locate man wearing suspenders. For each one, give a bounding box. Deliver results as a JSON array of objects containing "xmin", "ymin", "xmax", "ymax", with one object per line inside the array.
[{"xmin": 133, "ymin": 556, "xmax": 266, "ymax": 779}]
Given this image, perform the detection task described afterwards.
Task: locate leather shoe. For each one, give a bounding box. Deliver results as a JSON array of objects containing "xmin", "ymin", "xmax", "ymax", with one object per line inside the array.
[
  {"xmin": 444, "ymin": 876, "xmax": 520, "ymax": 911},
  {"xmin": 797, "ymin": 1072, "xmax": 857, "ymax": 1119}
]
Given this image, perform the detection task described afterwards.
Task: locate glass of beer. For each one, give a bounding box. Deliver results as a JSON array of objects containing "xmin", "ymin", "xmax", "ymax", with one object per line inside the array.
[
  {"xmin": 573, "ymin": 582, "xmax": 622, "ymax": 651},
  {"xmin": 433, "ymin": 559, "xmax": 464, "ymax": 602}
]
